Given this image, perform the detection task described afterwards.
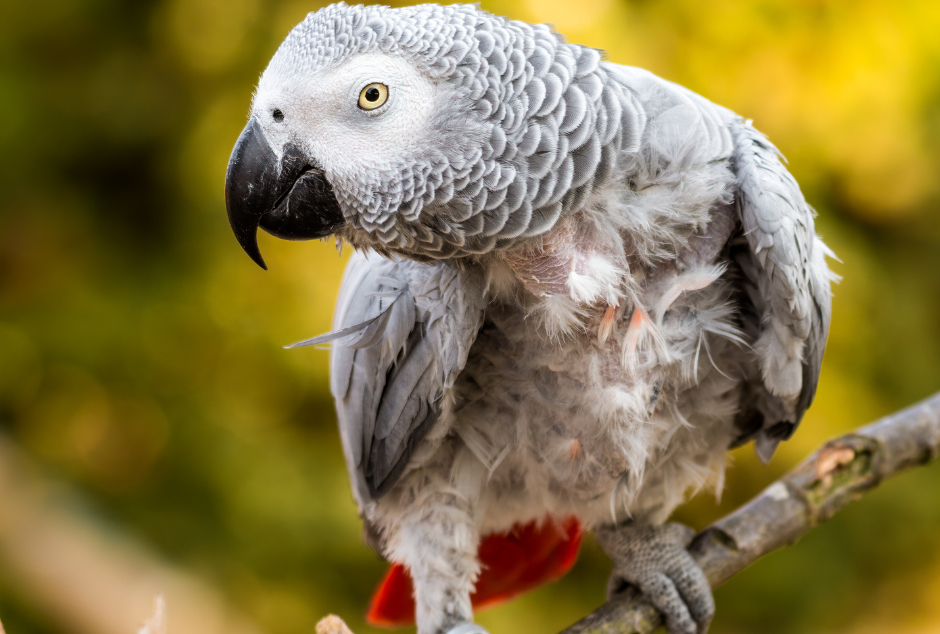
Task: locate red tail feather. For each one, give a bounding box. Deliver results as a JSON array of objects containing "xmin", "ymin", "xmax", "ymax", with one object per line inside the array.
[{"xmin": 366, "ymin": 516, "xmax": 583, "ymax": 628}]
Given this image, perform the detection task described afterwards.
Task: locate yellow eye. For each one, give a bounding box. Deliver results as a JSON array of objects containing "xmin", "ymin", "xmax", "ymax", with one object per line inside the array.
[{"xmin": 358, "ymin": 82, "xmax": 388, "ymax": 110}]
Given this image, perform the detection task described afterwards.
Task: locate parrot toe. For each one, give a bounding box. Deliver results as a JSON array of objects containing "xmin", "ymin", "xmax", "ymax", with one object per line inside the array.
[
  {"xmin": 444, "ymin": 623, "xmax": 490, "ymax": 634},
  {"xmin": 596, "ymin": 522, "xmax": 714, "ymax": 634}
]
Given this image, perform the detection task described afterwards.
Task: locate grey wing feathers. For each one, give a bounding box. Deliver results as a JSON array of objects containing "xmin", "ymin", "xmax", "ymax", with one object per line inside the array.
[
  {"xmin": 327, "ymin": 251, "xmax": 486, "ymax": 502},
  {"xmin": 608, "ymin": 68, "xmax": 833, "ymax": 459},
  {"xmin": 729, "ymin": 118, "xmax": 835, "ymax": 461}
]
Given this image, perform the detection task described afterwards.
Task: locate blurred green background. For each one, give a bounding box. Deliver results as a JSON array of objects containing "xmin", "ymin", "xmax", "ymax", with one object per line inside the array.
[{"xmin": 1, "ymin": 0, "xmax": 939, "ymax": 633}]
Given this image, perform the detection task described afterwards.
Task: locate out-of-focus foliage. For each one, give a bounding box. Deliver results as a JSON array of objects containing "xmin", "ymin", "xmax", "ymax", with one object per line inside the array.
[{"xmin": 0, "ymin": 0, "xmax": 938, "ymax": 633}]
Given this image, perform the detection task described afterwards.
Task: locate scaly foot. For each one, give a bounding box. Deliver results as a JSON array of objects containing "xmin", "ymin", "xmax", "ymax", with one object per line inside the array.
[
  {"xmin": 594, "ymin": 522, "xmax": 714, "ymax": 634},
  {"xmin": 445, "ymin": 623, "xmax": 490, "ymax": 634}
]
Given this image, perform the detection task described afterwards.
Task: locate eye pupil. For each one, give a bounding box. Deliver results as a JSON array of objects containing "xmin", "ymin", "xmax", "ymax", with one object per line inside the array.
[
  {"xmin": 272, "ymin": 109, "xmax": 284, "ymax": 122},
  {"xmin": 358, "ymin": 83, "xmax": 388, "ymax": 110}
]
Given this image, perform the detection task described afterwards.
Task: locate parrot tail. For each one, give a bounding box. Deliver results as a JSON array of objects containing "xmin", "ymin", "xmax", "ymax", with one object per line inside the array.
[{"xmin": 366, "ymin": 516, "xmax": 583, "ymax": 628}]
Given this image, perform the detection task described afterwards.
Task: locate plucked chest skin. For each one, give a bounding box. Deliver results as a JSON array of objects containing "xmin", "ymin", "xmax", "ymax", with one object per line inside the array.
[{"xmin": 223, "ymin": 4, "xmax": 835, "ymax": 634}]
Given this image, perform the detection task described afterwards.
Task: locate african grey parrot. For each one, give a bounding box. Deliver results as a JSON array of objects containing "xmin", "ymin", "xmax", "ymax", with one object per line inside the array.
[{"xmin": 223, "ymin": 4, "xmax": 835, "ymax": 634}]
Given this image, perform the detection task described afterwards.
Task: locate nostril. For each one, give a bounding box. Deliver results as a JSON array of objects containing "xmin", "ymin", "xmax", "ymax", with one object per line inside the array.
[{"xmin": 272, "ymin": 109, "xmax": 284, "ymax": 122}]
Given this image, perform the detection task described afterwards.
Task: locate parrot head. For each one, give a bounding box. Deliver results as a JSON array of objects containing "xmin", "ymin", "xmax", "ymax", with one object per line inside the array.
[{"xmin": 225, "ymin": 2, "xmax": 635, "ymax": 267}]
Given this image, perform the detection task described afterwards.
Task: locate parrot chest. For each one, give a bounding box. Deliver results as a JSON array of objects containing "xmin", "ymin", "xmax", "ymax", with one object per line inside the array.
[
  {"xmin": 450, "ymin": 246, "xmax": 744, "ymax": 525},
  {"xmin": 453, "ymin": 298, "xmax": 664, "ymax": 504}
]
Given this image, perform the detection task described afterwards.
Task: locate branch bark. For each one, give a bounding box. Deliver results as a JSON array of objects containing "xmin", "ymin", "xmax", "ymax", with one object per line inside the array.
[{"xmin": 559, "ymin": 391, "xmax": 940, "ymax": 634}]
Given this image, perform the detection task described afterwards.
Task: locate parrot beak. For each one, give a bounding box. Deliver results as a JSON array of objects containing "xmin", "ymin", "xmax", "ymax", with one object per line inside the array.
[{"xmin": 224, "ymin": 118, "xmax": 346, "ymax": 270}]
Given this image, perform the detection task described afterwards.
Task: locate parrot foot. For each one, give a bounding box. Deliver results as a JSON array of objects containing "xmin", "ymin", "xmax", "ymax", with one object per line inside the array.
[
  {"xmin": 445, "ymin": 623, "xmax": 490, "ymax": 634},
  {"xmin": 595, "ymin": 522, "xmax": 714, "ymax": 634}
]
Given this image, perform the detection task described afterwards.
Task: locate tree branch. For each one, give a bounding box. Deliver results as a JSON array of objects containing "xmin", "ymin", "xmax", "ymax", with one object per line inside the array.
[{"xmin": 559, "ymin": 391, "xmax": 940, "ymax": 634}]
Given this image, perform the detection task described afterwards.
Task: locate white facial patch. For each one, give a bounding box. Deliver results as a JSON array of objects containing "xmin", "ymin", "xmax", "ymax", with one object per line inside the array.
[{"xmin": 253, "ymin": 53, "xmax": 440, "ymax": 179}]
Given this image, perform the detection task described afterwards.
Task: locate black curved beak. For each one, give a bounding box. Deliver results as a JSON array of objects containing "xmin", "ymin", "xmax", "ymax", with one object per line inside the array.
[{"xmin": 224, "ymin": 118, "xmax": 346, "ymax": 269}]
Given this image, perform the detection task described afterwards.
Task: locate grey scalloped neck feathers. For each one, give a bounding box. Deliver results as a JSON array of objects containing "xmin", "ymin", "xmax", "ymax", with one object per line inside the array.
[{"xmin": 262, "ymin": 2, "xmax": 643, "ymax": 259}]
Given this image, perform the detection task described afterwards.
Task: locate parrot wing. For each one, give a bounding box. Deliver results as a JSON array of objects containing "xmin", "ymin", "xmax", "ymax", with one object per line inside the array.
[
  {"xmin": 728, "ymin": 118, "xmax": 835, "ymax": 461},
  {"xmin": 607, "ymin": 66, "xmax": 834, "ymax": 461},
  {"xmin": 301, "ymin": 250, "xmax": 485, "ymax": 500}
]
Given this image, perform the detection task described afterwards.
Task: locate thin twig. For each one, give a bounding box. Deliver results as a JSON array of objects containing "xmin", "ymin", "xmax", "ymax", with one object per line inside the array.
[
  {"xmin": 137, "ymin": 596, "xmax": 166, "ymax": 634},
  {"xmin": 316, "ymin": 615, "xmax": 356, "ymax": 634},
  {"xmin": 559, "ymin": 391, "xmax": 940, "ymax": 634}
]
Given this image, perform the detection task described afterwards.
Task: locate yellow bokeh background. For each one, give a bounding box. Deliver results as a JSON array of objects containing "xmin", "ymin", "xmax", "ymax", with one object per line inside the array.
[{"xmin": 0, "ymin": 1, "xmax": 939, "ymax": 633}]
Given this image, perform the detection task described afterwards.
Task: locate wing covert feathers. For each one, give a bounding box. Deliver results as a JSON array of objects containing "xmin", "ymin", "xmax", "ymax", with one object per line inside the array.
[
  {"xmin": 730, "ymin": 118, "xmax": 835, "ymax": 460},
  {"xmin": 328, "ymin": 252, "xmax": 486, "ymax": 502}
]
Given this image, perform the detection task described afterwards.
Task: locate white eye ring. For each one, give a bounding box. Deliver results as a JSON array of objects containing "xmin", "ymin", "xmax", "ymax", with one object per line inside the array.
[{"xmin": 358, "ymin": 82, "xmax": 389, "ymax": 110}]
